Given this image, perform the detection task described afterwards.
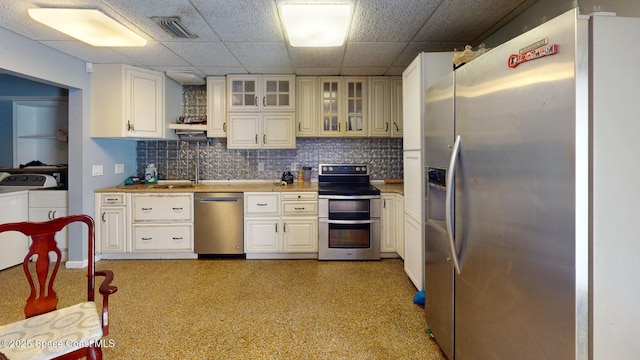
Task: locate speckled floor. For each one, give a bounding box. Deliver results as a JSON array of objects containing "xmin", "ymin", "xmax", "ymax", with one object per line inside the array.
[{"xmin": 1, "ymin": 259, "xmax": 447, "ymax": 359}]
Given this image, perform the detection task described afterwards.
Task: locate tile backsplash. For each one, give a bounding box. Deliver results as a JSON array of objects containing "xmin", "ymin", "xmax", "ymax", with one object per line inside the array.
[
  {"xmin": 136, "ymin": 85, "xmax": 403, "ymax": 181},
  {"xmin": 136, "ymin": 137, "xmax": 403, "ymax": 181}
]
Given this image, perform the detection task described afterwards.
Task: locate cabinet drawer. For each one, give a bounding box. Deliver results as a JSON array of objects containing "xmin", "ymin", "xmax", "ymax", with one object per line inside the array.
[
  {"xmin": 132, "ymin": 194, "xmax": 192, "ymax": 222},
  {"xmin": 100, "ymin": 193, "xmax": 125, "ymax": 206},
  {"xmin": 281, "ymin": 192, "xmax": 317, "ymax": 201},
  {"xmin": 29, "ymin": 190, "xmax": 68, "ymax": 207},
  {"xmin": 244, "ymin": 193, "xmax": 280, "ymax": 215},
  {"xmin": 282, "ymin": 201, "xmax": 317, "ymax": 215},
  {"xmin": 132, "ymin": 225, "xmax": 192, "ymax": 251}
]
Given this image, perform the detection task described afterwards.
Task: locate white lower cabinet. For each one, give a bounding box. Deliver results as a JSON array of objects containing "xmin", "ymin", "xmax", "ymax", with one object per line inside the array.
[
  {"xmin": 95, "ymin": 193, "xmax": 127, "ymax": 254},
  {"xmin": 96, "ymin": 192, "xmax": 195, "ymax": 258},
  {"xmin": 29, "ymin": 190, "xmax": 68, "ymax": 259},
  {"xmin": 244, "ymin": 192, "xmax": 318, "ymax": 258},
  {"xmin": 381, "ymin": 192, "xmax": 404, "ymax": 258}
]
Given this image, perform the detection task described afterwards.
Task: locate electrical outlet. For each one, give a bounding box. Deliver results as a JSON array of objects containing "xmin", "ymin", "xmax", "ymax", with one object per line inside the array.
[
  {"xmin": 92, "ymin": 165, "xmax": 103, "ymax": 176},
  {"xmin": 258, "ymin": 162, "xmax": 264, "ymax": 171},
  {"xmin": 290, "ymin": 162, "xmax": 298, "ymax": 171},
  {"xmin": 115, "ymin": 164, "xmax": 124, "ymax": 174}
]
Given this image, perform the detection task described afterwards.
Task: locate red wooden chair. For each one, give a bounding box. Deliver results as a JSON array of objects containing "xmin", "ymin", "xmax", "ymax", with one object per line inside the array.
[{"xmin": 0, "ymin": 214, "xmax": 117, "ymax": 360}]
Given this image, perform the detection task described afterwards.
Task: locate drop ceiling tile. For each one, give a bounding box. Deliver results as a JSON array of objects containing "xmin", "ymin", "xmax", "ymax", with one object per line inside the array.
[
  {"xmin": 162, "ymin": 42, "xmax": 241, "ymax": 67},
  {"xmin": 225, "ymin": 42, "xmax": 290, "ymax": 68},
  {"xmin": 348, "ymin": 0, "xmax": 441, "ymax": 42},
  {"xmin": 107, "ymin": 0, "xmax": 221, "ymax": 41},
  {"xmin": 113, "ymin": 42, "xmax": 191, "ymax": 67},
  {"xmin": 196, "ymin": 66, "xmax": 248, "ymax": 76},
  {"xmin": 343, "ymin": 42, "xmax": 408, "ymax": 67},
  {"xmin": 340, "ymin": 67, "xmax": 389, "ymax": 76},
  {"xmin": 288, "ymin": 47, "xmax": 345, "ymax": 68},
  {"xmin": 38, "ymin": 40, "xmax": 140, "ymax": 65},
  {"xmin": 243, "ymin": 67, "xmax": 294, "ymax": 75},
  {"xmin": 293, "ymin": 67, "xmax": 342, "ymax": 76},
  {"xmin": 191, "ymin": 0, "xmax": 283, "ymax": 42}
]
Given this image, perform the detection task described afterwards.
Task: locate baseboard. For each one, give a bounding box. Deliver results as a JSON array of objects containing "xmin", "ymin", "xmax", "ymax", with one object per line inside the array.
[{"xmin": 64, "ymin": 254, "xmax": 102, "ymax": 269}]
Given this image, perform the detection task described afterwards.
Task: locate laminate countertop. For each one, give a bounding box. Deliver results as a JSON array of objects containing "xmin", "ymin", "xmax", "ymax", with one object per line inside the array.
[{"xmin": 95, "ymin": 181, "xmax": 404, "ymax": 196}]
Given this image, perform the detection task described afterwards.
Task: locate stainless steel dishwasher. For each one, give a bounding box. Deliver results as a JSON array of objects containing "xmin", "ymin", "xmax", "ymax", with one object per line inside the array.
[{"xmin": 194, "ymin": 193, "xmax": 244, "ymax": 256}]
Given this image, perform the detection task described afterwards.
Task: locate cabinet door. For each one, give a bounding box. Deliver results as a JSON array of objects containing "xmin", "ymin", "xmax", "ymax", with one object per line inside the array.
[
  {"xmin": 318, "ymin": 77, "xmax": 342, "ymax": 136},
  {"xmin": 296, "ymin": 77, "xmax": 318, "ymax": 137},
  {"xmin": 396, "ymin": 194, "xmax": 405, "ymax": 259},
  {"xmin": 381, "ymin": 194, "xmax": 397, "ymax": 253},
  {"xmin": 125, "ymin": 68, "xmax": 164, "ymax": 137},
  {"xmin": 244, "ymin": 218, "xmax": 280, "ymax": 252},
  {"xmin": 99, "ymin": 206, "xmax": 127, "ymax": 253},
  {"xmin": 344, "ymin": 77, "xmax": 367, "ymax": 136},
  {"xmin": 227, "ymin": 113, "xmax": 261, "ymax": 149},
  {"xmin": 262, "ymin": 113, "xmax": 295, "ymax": 149},
  {"xmin": 206, "ymin": 77, "xmax": 227, "ymax": 137},
  {"xmin": 368, "ymin": 77, "xmax": 391, "ymax": 136},
  {"xmin": 262, "ymin": 76, "xmax": 295, "ymax": 111},
  {"xmin": 391, "ymin": 77, "xmax": 403, "ymax": 138},
  {"xmin": 282, "ymin": 217, "xmax": 318, "ymax": 253},
  {"xmin": 227, "ymin": 75, "xmax": 259, "ymax": 111},
  {"xmin": 0, "ymin": 192, "xmax": 29, "ymax": 270}
]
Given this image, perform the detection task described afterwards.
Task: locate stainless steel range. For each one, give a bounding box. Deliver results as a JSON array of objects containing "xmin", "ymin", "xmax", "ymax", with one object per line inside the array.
[
  {"xmin": 318, "ymin": 164, "xmax": 381, "ymax": 260},
  {"xmin": 0, "ymin": 173, "xmax": 58, "ymax": 194}
]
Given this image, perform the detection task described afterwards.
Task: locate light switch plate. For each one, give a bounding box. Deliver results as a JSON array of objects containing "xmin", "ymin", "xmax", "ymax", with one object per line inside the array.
[
  {"xmin": 115, "ymin": 164, "xmax": 124, "ymax": 174},
  {"xmin": 92, "ymin": 165, "xmax": 103, "ymax": 176}
]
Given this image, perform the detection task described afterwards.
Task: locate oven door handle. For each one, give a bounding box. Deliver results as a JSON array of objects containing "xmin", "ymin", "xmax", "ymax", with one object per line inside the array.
[
  {"xmin": 318, "ymin": 195, "xmax": 380, "ymax": 200},
  {"xmin": 319, "ymin": 219, "xmax": 380, "ymax": 224}
]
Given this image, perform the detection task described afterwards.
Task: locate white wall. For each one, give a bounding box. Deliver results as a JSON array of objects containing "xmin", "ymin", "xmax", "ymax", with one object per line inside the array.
[{"xmin": 0, "ymin": 27, "xmax": 136, "ymax": 265}]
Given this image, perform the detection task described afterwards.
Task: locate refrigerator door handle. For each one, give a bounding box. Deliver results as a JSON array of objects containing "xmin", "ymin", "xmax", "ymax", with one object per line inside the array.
[{"xmin": 446, "ymin": 134, "xmax": 462, "ymax": 274}]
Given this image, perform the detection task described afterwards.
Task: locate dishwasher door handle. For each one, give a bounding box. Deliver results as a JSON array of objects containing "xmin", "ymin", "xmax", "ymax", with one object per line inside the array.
[{"xmin": 198, "ymin": 198, "xmax": 240, "ymax": 203}]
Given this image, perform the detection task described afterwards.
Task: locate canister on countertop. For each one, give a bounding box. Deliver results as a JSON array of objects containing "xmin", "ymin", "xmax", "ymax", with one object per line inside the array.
[{"xmin": 303, "ymin": 166, "xmax": 312, "ymax": 182}]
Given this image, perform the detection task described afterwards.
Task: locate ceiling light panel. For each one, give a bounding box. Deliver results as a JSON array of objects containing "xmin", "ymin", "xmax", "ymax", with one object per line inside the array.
[
  {"xmin": 28, "ymin": 8, "xmax": 146, "ymax": 47},
  {"xmin": 280, "ymin": 3, "xmax": 352, "ymax": 47}
]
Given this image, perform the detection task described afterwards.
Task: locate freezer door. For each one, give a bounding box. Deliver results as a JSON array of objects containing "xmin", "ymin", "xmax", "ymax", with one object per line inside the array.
[
  {"xmin": 424, "ymin": 73, "xmax": 455, "ymax": 359},
  {"xmin": 454, "ymin": 9, "xmax": 582, "ymax": 359}
]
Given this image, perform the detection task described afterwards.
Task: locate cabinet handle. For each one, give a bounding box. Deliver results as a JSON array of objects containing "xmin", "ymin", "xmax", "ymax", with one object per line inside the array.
[
  {"xmin": 127, "ymin": 121, "xmax": 135, "ymax": 131},
  {"xmin": 338, "ymin": 122, "xmax": 341, "ymax": 131},
  {"xmin": 275, "ymin": 223, "xmax": 278, "ymax": 232},
  {"xmin": 223, "ymin": 122, "xmax": 226, "ymax": 132},
  {"xmin": 255, "ymin": 134, "xmax": 258, "ymax": 144},
  {"xmin": 263, "ymin": 134, "xmax": 266, "ymax": 144},
  {"xmin": 255, "ymin": 96, "xmax": 258, "ymax": 106},
  {"xmin": 385, "ymin": 122, "xmax": 389, "ymax": 132},
  {"xmin": 141, "ymin": 237, "xmax": 152, "ymax": 241},
  {"xmin": 141, "ymin": 207, "xmax": 152, "ymax": 211},
  {"xmin": 294, "ymin": 207, "xmax": 305, "ymax": 210},
  {"xmin": 172, "ymin": 207, "xmax": 183, "ymax": 211},
  {"xmin": 47, "ymin": 210, "xmax": 52, "ymax": 220},
  {"xmin": 283, "ymin": 223, "xmax": 287, "ymax": 232},
  {"xmin": 52, "ymin": 210, "xmax": 57, "ymax": 219},
  {"xmin": 263, "ymin": 96, "xmax": 266, "ymax": 107},
  {"xmin": 102, "ymin": 212, "xmax": 106, "ymax": 222},
  {"xmin": 298, "ymin": 122, "xmax": 301, "ymax": 132},
  {"xmin": 172, "ymin": 237, "xmax": 183, "ymax": 240},
  {"xmin": 256, "ymin": 203, "xmax": 267, "ymax": 206},
  {"xmin": 394, "ymin": 122, "xmax": 399, "ymax": 131}
]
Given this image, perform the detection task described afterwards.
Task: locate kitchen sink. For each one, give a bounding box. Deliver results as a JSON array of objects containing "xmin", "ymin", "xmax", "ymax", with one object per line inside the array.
[{"xmin": 150, "ymin": 183, "xmax": 195, "ymax": 189}]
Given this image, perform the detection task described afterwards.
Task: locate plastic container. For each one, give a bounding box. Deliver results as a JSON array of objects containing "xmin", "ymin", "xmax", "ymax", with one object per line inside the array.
[
  {"xmin": 297, "ymin": 169, "xmax": 304, "ymax": 183},
  {"xmin": 145, "ymin": 164, "xmax": 158, "ymax": 184},
  {"xmin": 302, "ymin": 167, "xmax": 312, "ymax": 183}
]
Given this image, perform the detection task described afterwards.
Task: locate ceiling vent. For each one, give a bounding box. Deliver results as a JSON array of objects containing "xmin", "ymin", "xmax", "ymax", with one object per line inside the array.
[{"xmin": 152, "ymin": 17, "xmax": 197, "ymax": 38}]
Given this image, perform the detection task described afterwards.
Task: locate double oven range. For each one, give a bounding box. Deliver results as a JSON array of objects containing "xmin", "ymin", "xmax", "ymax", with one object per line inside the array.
[{"xmin": 318, "ymin": 164, "xmax": 381, "ymax": 260}]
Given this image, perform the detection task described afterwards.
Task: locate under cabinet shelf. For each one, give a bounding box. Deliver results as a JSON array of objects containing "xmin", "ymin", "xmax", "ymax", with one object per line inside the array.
[{"xmin": 168, "ymin": 124, "xmax": 207, "ymax": 131}]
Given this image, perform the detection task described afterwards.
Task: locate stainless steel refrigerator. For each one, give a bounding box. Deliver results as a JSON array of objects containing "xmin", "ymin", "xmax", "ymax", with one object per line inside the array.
[{"xmin": 424, "ymin": 8, "xmax": 589, "ymax": 359}]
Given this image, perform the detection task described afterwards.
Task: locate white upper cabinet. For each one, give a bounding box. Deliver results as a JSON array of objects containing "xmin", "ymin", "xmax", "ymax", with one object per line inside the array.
[
  {"xmin": 227, "ymin": 113, "xmax": 295, "ymax": 149},
  {"xmin": 318, "ymin": 77, "xmax": 367, "ymax": 137},
  {"xmin": 368, "ymin": 77, "xmax": 391, "ymax": 136},
  {"xmin": 91, "ymin": 64, "xmax": 179, "ymax": 139},
  {"xmin": 391, "ymin": 77, "xmax": 403, "ymax": 138},
  {"xmin": 206, "ymin": 77, "xmax": 227, "ymax": 137},
  {"xmin": 295, "ymin": 76, "xmax": 318, "ymax": 137},
  {"xmin": 227, "ymin": 75, "xmax": 295, "ymax": 112}
]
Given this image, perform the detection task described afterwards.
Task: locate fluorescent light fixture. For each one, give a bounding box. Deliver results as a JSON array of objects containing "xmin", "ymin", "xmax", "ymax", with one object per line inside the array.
[
  {"xmin": 28, "ymin": 8, "xmax": 147, "ymax": 47},
  {"xmin": 280, "ymin": 3, "xmax": 351, "ymax": 47}
]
